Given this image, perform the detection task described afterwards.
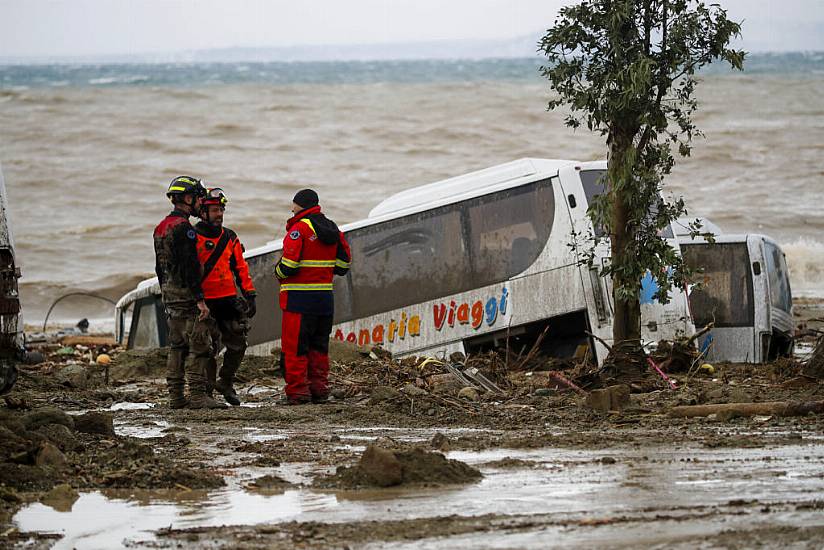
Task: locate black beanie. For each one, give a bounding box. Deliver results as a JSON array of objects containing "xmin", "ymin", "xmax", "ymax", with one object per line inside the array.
[{"xmin": 292, "ymin": 188, "xmax": 319, "ymax": 209}]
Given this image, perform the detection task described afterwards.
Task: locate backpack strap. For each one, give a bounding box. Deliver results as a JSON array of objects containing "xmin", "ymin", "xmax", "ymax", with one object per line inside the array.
[{"xmin": 200, "ymin": 230, "xmax": 231, "ymax": 282}]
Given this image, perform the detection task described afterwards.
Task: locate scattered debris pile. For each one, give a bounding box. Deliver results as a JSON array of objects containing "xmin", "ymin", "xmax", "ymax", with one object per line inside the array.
[{"xmin": 804, "ymin": 334, "xmax": 824, "ymax": 380}]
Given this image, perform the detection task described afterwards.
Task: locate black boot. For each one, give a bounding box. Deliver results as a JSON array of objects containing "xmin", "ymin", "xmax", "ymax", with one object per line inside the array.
[
  {"xmin": 218, "ymin": 347, "xmax": 245, "ymax": 406},
  {"xmin": 215, "ymin": 377, "xmax": 241, "ymax": 406},
  {"xmin": 168, "ymin": 387, "xmax": 188, "ymax": 409}
]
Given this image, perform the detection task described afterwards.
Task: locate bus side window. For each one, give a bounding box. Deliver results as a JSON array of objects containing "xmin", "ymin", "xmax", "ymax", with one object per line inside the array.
[
  {"xmin": 466, "ymin": 179, "xmax": 554, "ymax": 283},
  {"xmin": 348, "ymin": 205, "xmax": 469, "ymax": 318}
]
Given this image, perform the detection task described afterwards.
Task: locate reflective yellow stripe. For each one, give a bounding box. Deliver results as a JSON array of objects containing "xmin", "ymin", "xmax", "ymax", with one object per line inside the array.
[
  {"xmin": 280, "ymin": 283, "xmax": 333, "ymax": 291},
  {"xmin": 275, "ymin": 265, "xmax": 287, "ymax": 279},
  {"xmin": 299, "ymin": 260, "xmax": 336, "ymax": 267},
  {"xmin": 280, "ymin": 257, "xmax": 300, "ymax": 268},
  {"xmin": 335, "ymin": 259, "xmax": 351, "ymax": 268},
  {"xmin": 300, "ymin": 218, "xmax": 316, "ymax": 234},
  {"xmin": 168, "ymin": 186, "xmax": 187, "ymax": 192}
]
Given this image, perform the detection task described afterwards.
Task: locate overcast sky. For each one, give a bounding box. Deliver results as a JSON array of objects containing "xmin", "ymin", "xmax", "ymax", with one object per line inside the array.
[{"xmin": 1, "ymin": 0, "xmax": 822, "ymax": 60}]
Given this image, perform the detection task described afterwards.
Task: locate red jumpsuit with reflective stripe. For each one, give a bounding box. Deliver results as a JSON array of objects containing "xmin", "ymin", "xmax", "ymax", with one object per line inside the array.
[{"xmin": 275, "ymin": 206, "xmax": 351, "ymax": 402}]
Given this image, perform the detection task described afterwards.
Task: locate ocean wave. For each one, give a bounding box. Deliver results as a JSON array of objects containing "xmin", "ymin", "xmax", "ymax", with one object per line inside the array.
[
  {"xmin": 88, "ymin": 75, "xmax": 149, "ymax": 85},
  {"xmin": 262, "ymin": 104, "xmax": 306, "ymax": 112},
  {"xmin": 783, "ymin": 238, "xmax": 824, "ymax": 298},
  {"xmin": 205, "ymin": 123, "xmax": 256, "ymax": 137}
]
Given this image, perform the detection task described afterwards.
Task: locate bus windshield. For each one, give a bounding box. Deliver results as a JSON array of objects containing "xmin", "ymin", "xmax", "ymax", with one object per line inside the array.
[
  {"xmin": 681, "ymin": 242, "xmax": 755, "ymax": 328},
  {"xmin": 579, "ymin": 170, "xmax": 674, "ymax": 239},
  {"xmin": 763, "ymin": 241, "xmax": 792, "ymax": 313}
]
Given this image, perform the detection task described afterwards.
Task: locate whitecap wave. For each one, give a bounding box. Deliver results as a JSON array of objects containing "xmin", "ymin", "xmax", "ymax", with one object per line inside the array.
[{"xmin": 782, "ymin": 238, "xmax": 824, "ymax": 298}]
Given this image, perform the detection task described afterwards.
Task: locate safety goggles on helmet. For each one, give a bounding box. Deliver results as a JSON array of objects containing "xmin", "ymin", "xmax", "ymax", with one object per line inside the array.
[
  {"xmin": 166, "ymin": 176, "xmax": 207, "ymax": 198},
  {"xmin": 202, "ymin": 187, "xmax": 228, "ymax": 208}
]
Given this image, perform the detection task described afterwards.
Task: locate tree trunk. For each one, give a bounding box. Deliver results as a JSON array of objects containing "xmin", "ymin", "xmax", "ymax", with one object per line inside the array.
[{"xmin": 608, "ymin": 137, "xmax": 642, "ymax": 349}]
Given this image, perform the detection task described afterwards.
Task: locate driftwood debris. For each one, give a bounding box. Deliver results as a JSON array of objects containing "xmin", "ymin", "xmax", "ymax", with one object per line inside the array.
[
  {"xmin": 803, "ymin": 335, "xmax": 824, "ymax": 379},
  {"xmin": 669, "ymin": 400, "xmax": 824, "ymax": 419}
]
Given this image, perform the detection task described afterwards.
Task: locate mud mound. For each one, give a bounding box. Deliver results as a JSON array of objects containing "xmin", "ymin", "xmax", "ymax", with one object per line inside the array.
[
  {"xmin": 110, "ymin": 347, "xmax": 169, "ymax": 380},
  {"xmin": 245, "ymin": 474, "xmax": 294, "ymax": 493},
  {"xmin": 318, "ymin": 445, "xmax": 482, "ymax": 489},
  {"xmin": 0, "ymin": 406, "xmax": 223, "ymax": 493},
  {"xmin": 73, "ymin": 436, "xmax": 225, "ymax": 490}
]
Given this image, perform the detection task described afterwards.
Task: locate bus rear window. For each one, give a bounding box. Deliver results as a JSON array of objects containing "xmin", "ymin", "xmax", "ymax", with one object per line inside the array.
[
  {"xmin": 128, "ymin": 297, "xmax": 162, "ymax": 349},
  {"xmin": 681, "ymin": 242, "xmax": 755, "ymax": 328}
]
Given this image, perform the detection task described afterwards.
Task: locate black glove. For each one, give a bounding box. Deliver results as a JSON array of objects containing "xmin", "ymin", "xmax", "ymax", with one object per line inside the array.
[{"xmin": 244, "ymin": 293, "xmax": 257, "ymax": 318}]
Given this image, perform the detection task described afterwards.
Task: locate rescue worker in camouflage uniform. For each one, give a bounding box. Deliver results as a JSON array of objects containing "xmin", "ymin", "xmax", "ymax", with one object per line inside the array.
[
  {"xmin": 153, "ymin": 176, "xmax": 226, "ymax": 410},
  {"xmin": 194, "ymin": 187, "xmax": 256, "ymax": 406}
]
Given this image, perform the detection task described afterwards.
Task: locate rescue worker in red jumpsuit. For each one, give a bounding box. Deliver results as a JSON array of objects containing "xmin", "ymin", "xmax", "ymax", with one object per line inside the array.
[
  {"xmin": 153, "ymin": 176, "xmax": 226, "ymax": 409},
  {"xmin": 194, "ymin": 187, "xmax": 256, "ymax": 406},
  {"xmin": 275, "ymin": 189, "xmax": 351, "ymax": 405}
]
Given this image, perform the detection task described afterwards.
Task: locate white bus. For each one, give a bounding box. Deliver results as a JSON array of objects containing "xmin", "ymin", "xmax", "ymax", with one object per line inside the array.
[
  {"xmin": 678, "ymin": 227, "xmax": 794, "ymax": 363},
  {"xmin": 116, "ymin": 159, "xmax": 695, "ymax": 364}
]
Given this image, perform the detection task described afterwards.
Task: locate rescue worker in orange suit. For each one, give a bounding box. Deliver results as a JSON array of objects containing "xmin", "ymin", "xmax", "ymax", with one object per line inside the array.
[
  {"xmin": 153, "ymin": 176, "xmax": 226, "ymax": 410},
  {"xmin": 194, "ymin": 188, "xmax": 256, "ymax": 406},
  {"xmin": 274, "ymin": 189, "xmax": 351, "ymax": 405}
]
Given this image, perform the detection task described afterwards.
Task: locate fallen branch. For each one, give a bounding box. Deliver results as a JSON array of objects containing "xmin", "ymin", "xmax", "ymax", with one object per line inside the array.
[
  {"xmin": 585, "ymin": 331, "xmax": 613, "ymax": 353},
  {"xmin": 515, "ymin": 326, "xmax": 550, "ymax": 371},
  {"xmin": 669, "ymin": 400, "xmax": 824, "ymax": 419},
  {"xmin": 685, "ymin": 322, "xmax": 714, "ymax": 347}
]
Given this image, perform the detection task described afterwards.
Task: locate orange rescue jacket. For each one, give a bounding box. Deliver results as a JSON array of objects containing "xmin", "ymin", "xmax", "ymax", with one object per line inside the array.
[{"xmin": 194, "ymin": 222, "xmax": 255, "ymax": 300}]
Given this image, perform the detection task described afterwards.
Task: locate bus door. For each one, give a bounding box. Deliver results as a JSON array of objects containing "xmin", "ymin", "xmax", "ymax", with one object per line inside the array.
[{"xmin": 556, "ymin": 164, "xmax": 613, "ymax": 359}]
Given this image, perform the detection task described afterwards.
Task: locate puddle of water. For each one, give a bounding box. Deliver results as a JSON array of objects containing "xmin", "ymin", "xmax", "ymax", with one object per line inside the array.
[
  {"xmin": 15, "ymin": 488, "xmax": 339, "ymax": 549},
  {"xmin": 242, "ymin": 427, "xmax": 288, "ymax": 442},
  {"xmin": 115, "ymin": 420, "xmax": 170, "ymax": 439},
  {"xmin": 239, "ymin": 402, "xmax": 269, "ymax": 408},
  {"xmin": 243, "ymin": 385, "xmax": 278, "ymax": 396},
  {"xmin": 108, "ymin": 402, "xmax": 155, "ymax": 411},
  {"xmin": 336, "ymin": 426, "xmax": 500, "ymax": 444},
  {"xmin": 15, "ymin": 432, "xmax": 824, "ymax": 549}
]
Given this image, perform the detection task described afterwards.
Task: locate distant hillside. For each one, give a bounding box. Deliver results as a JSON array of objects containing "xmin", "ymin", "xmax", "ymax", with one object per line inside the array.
[{"xmin": 2, "ymin": 22, "xmax": 823, "ymax": 65}]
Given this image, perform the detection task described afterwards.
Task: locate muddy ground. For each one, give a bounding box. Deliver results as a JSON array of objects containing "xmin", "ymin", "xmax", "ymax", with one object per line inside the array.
[{"xmin": 2, "ymin": 301, "xmax": 823, "ymax": 549}]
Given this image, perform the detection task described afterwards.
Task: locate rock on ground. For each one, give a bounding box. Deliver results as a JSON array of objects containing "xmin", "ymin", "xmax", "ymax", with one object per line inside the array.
[
  {"xmin": 585, "ymin": 384, "xmax": 631, "ymax": 413},
  {"xmin": 22, "ymin": 408, "xmax": 75, "ymax": 431},
  {"xmin": 35, "ymin": 442, "xmax": 67, "ymax": 470},
  {"xmin": 73, "ymin": 411, "xmax": 115, "ymax": 436}
]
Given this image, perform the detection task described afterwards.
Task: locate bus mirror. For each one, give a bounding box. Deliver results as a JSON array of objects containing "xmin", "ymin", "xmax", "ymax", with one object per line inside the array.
[
  {"xmin": 752, "ymin": 261, "xmax": 761, "ymax": 276},
  {"xmin": 567, "ymin": 194, "xmax": 577, "ymax": 208}
]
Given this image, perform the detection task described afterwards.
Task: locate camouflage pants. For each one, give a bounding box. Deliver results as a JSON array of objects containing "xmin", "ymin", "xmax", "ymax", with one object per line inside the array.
[
  {"xmin": 205, "ymin": 314, "xmax": 249, "ymax": 391},
  {"xmin": 166, "ymin": 312, "xmax": 212, "ymax": 397}
]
